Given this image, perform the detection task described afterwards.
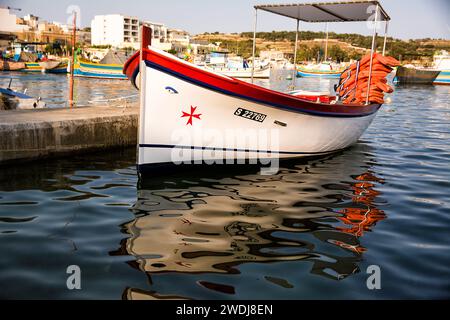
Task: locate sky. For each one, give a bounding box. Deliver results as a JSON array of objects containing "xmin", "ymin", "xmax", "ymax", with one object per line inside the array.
[{"xmin": 1, "ymin": 0, "xmax": 449, "ymax": 40}]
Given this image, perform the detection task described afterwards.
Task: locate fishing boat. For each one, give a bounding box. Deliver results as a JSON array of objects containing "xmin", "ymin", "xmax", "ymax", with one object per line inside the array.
[
  {"xmin": 124, "ymin": 1, "xmax": 395, "ymax": 175},
  {"xmin": 205, "ymin": 63, "xmax": 271, "ymax": 79},
  {"xmin": 393, "ymin": 66, "xmax": 440, "ymax": 84},
  {"xmin": 74, "ymin": 50, "xmax": 127, "ymax": 79},
  {"xmin": 203, "ymin": 51, "xmax": 271, "ymax": 79},
  {"xmin": 0, "ymin": 60, "xmax": 25, "ymax": 71},
  {"xmin": 394, "ymin": 50, "xmax": 450, "ymax": 85},
  {"xmin": 74, "ymin": 59, "xmax": 127, "ymax": 79},
  {"xmin": 297, "ymin": 62, "xmax": 344, "ymax": 78},
  {"xmin": 296, "ymin": 20, "xmax": 346, "ymax": 78},
  {"xmin": 0, "ymin": 79, "xmax": 46, "ymax": 110},
  {"xmin": 22, "ymin": 61, "xmax": 68, "ymax": 74}
]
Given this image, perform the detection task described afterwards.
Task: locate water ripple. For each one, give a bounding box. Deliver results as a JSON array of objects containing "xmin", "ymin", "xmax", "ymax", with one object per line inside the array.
[{"xmin": 0, "ymin": 76, "xmax": 448, "ymax": 299}]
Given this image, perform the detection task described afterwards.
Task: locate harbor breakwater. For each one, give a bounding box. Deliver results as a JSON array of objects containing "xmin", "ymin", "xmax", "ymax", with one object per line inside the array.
[{"xmin": 0, "ymin": 105, "xmax": 138, "ymax": 165}]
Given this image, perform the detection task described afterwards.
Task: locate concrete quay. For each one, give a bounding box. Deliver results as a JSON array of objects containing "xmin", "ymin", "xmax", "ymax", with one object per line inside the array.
[{"xmin": 0, "ymin": 105, "xmax": 139, "ymax": 165}]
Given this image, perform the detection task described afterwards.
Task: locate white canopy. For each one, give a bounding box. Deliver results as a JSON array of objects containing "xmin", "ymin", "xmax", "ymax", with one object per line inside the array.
[{"xmin": 254, "ymin": 1, "xmax": 390, "ymax": 22}]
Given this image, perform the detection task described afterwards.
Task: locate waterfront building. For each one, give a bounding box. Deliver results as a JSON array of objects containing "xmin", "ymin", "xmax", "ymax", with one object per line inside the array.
[
  {"xmin": 0, "ymin": 7, "xmax": 29, "ymax": 33},
  {"xmin": 142, "ymin": 21, "xmax": 171, "ymax": 51},
  {"xmin": 23, "ymin": 14, "xmax": 39, "ymax": 29},
  {"xmin": 91, "ymin": 15, "xmax": 191, "ymax": 51},
  {"xmin": 168, "ymin": 28, "xmax": 190, "ymax": 46},
  {"xmin": 91, "ymin": 14, "xmax": 140, "ymax": 49},
  {"xmin": 189, "ymin": 40, "xmax": 220, "ymax": 55}
]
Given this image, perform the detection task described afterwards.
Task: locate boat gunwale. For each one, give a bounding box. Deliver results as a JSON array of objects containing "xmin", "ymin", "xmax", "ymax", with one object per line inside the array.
[{"xmin": 123, "ymin": 48, "xmax": 382, "ymax": 118}]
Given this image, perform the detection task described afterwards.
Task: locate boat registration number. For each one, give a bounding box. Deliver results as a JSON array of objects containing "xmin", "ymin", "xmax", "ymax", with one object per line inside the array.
[{"xmin": 234, "ymin": 108, "xmax": 267, "ymax": 123}]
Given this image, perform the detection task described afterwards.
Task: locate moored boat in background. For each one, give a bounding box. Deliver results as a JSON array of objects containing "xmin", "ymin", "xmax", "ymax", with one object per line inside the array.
[
  {"xmin": 394, "ymin": 65, "xmax": 440, "ymax": 84},
  {"xmin": 73, "ymin": 50, "xmax": 128, "ymax": 79},
  {"xmin": 297, "ymin": 62, "xmax": 344, "ymax": 78},
  {"xmin": 0, "ymin": 79, "xmax": 46, "ymax": 110},
  {"xmin": 394, "ymin": 50, "xmax": 450, "ymax": 85},
  {"xmin": 22, "ymin": 60, "xmax": 68, "ymax": 74},
  {"xmin": 202, "ymin": 51, "xmax": 271, "ymax": 79},
  {"xmin": 73, "ymin": 59, "xmax": 128, "ymax": 79},
  {"xmin": 204, "ymin": 63, "xmax": 271, "ymax": 79},
  {"xmin": 0, "ymin": 60, "xmax": 25, "ymax": 71}
]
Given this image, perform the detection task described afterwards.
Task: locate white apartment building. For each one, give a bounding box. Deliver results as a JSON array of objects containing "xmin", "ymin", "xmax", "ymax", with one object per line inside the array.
[
  {"xmin": 0, "ymin": 7, "xmax": 29, "ymax": 33},
  {"xmin": 91, "ymin": 14, "xmax": 139, "ymax": 48},
  {"xmin": 91, "ymin": 14, "xmax": 193, "ymax": 52}
]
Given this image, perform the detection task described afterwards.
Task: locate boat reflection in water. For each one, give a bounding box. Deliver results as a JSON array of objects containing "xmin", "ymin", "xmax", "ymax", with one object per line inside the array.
[{"xmin": 115, "ymin": 145, "xmax": 386, "ymax": 300}]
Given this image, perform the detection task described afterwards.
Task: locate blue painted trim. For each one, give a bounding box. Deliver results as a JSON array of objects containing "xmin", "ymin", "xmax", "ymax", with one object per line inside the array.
[{"xmin": 141, "ymin": 60, "xmax": 379, "ymax": 118}]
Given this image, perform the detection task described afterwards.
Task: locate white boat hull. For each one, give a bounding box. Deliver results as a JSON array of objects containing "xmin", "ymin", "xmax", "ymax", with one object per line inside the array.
[{"xmin": 138, "ymin": 62, "xmax": 376, "ymax": 169}]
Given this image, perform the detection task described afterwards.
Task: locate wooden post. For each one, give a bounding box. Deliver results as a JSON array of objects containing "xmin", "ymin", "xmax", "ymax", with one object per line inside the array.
[{"xmin": 69, "ymin": 11, "xmax": 76, "ymax": 108}]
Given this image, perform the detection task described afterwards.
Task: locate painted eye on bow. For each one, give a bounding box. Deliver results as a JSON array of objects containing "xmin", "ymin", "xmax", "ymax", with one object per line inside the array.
[{"xmin": 165, "ymin": 86, "xmax": 179, "ymax": 94}]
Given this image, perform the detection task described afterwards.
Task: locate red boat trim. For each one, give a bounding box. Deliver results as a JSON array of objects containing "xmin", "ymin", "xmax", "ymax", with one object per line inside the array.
[{"xmin": 123, "ymin": 49, "xmax": 382, "ymax": 118}]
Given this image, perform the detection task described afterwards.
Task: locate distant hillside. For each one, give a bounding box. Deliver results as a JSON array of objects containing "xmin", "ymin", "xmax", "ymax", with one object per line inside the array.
[{"xmin": 194, "ymin": 31, "xmax": 450, "ymax": 63}]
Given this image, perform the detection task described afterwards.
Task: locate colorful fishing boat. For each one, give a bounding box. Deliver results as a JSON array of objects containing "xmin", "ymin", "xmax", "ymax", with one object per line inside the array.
[
  {"xmin": 74, "ymin": 59, "xmax": 127, "ymax": 79},
  {"xmin": 296, "ymin": 20, "xmax": 345, "ymax": 79},
  {"xmin": 73, "ymin": 50, "xmax": 127, "ymax": 79},
  {"xmin": 435, "ymin": 70, "xmax": 450, "ymax": 85},
  {"xmin": 297, "ymin": 63, "xmax": 343, "ymax": 78},
  {"xmin": 22, "ymin": 61, "xmax": 68, "ymax": 74},
  {"xmin": 0, "ymin": 60, "xmax": 25, "ymax": 71},
  {"xmin": 124, "ymin": 1, "xmax": 394, "ymax": 175},
  {"xmin": 429, "ymin": 50, "xmax": 450, "ymax": 85}
]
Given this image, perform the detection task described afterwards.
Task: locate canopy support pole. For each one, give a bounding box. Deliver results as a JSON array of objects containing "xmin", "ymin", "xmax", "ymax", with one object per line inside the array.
[
  {"xmin": 324, "ymin": 22, "xmax": 329, "ymax": 61},
  {"xmin": 366, "ymin": 3, "xmax": 379, "ymax": 105},
  {"xmin": 292, "ymin": 19, "xmax": 300, "ymax": 86},
  {"xmin": 382, "ymin": 20, "xmax": 389, "ymax": 56},
  {"xmin": 251, "ymin": 8, "xmax": 258, "ymax": 83}
]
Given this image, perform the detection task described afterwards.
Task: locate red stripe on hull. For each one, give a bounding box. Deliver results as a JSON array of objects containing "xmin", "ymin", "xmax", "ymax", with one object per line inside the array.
[{"xmin": 123, "ymin": 49, "xmax": 381, "ymax": 117}]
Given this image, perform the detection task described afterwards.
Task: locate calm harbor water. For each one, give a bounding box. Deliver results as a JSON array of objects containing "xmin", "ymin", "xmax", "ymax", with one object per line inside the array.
[
  {"xmin": 0, "ymin": 70, "xmax": 449, "ymax": 299},
  {"xmin": 0, "ymin": 72, "xmax": 138, "ymax": 108}
]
